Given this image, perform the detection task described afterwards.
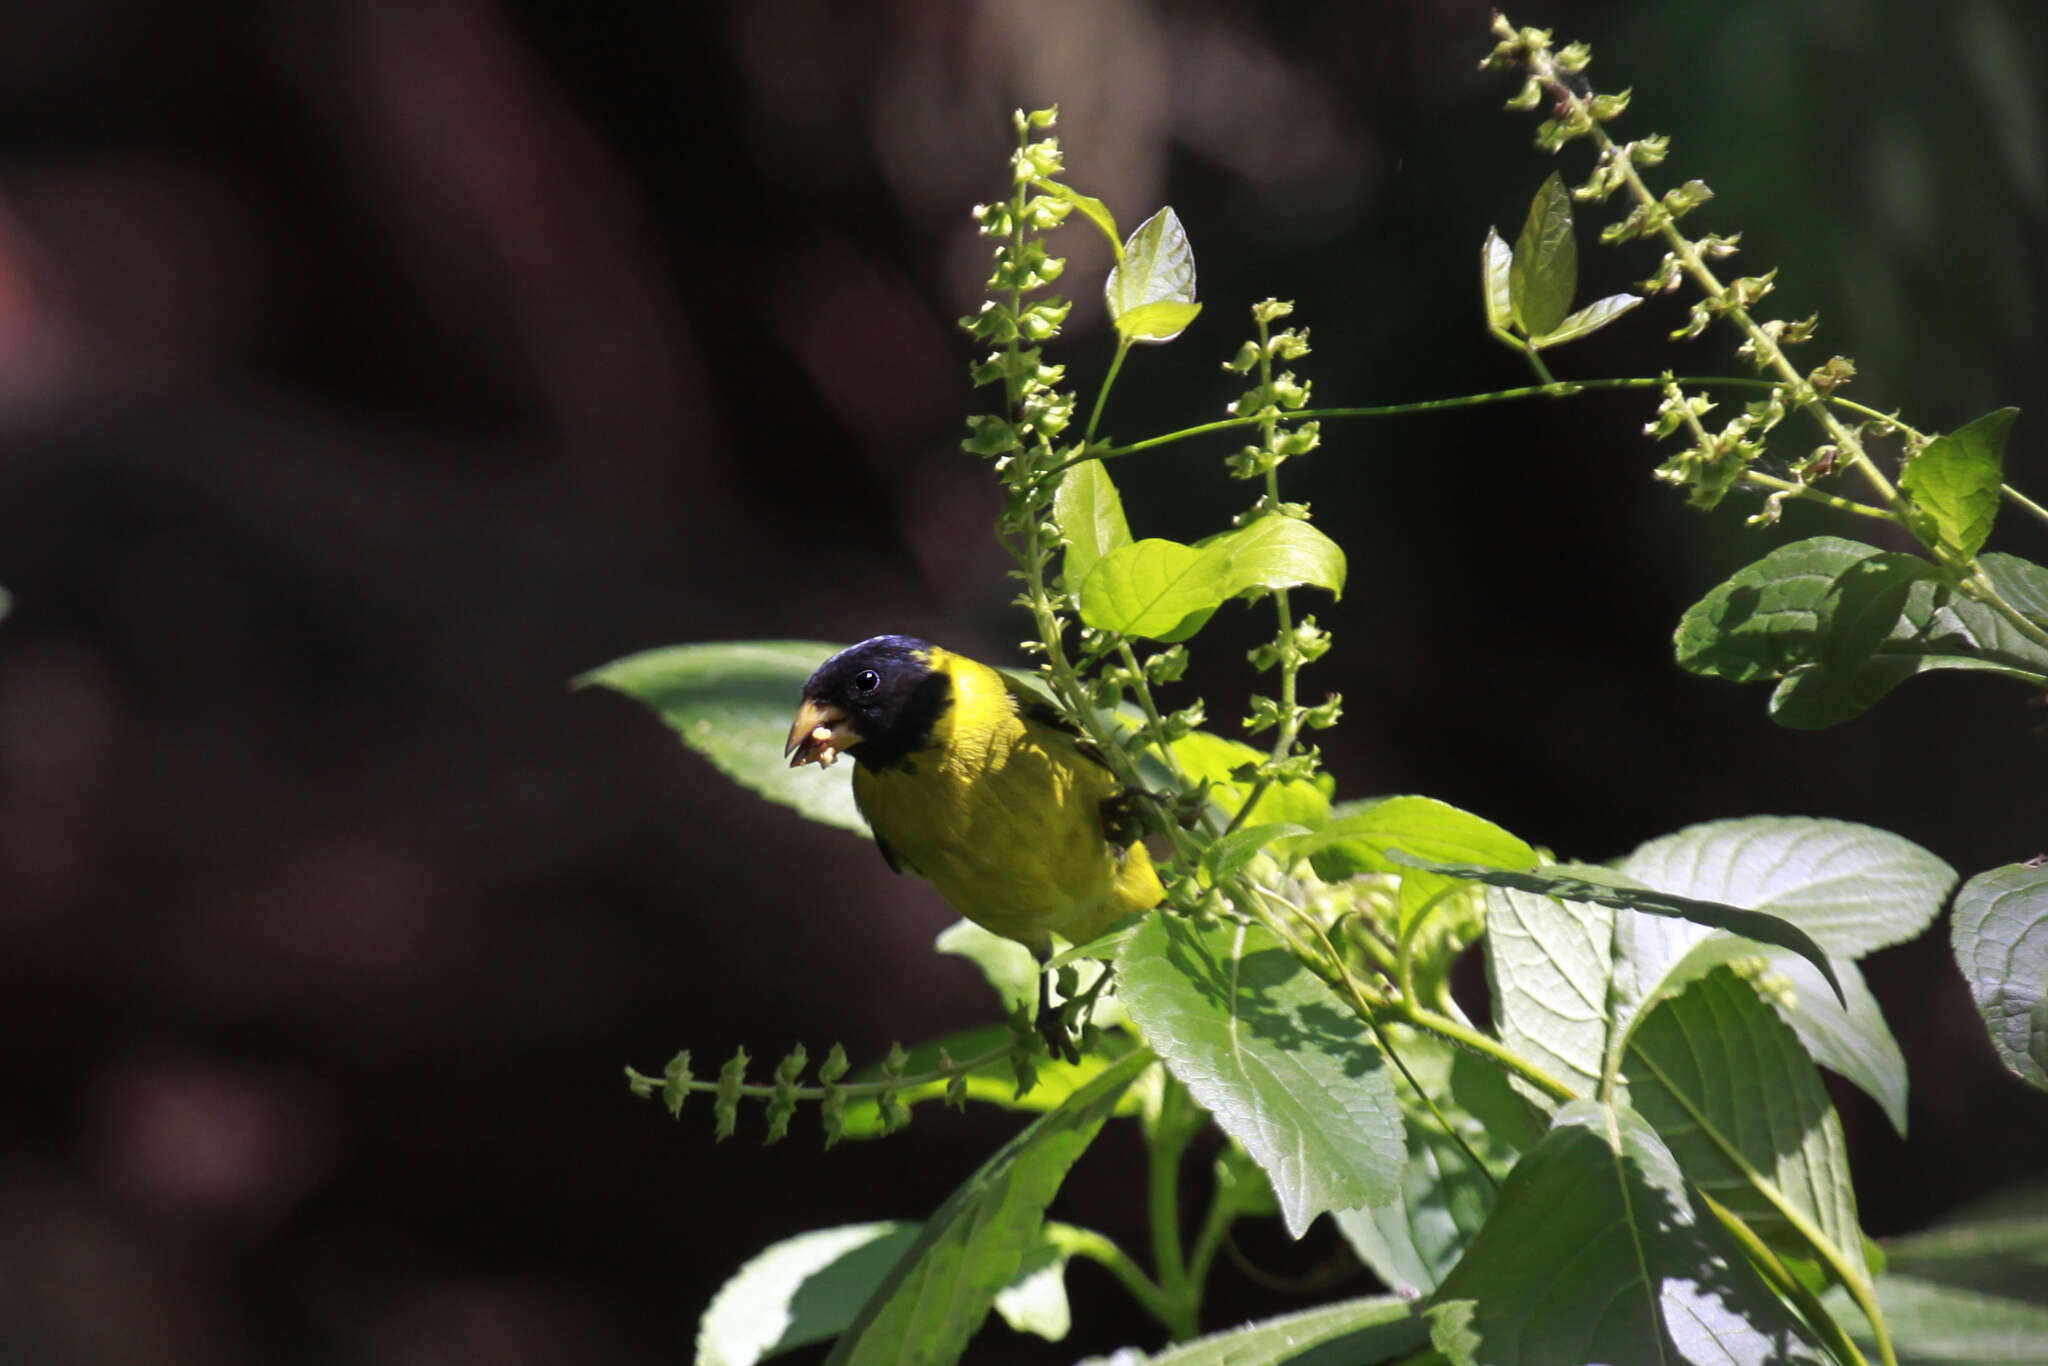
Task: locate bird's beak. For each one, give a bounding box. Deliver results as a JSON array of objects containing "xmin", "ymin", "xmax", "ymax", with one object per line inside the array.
[{"xmin": 786, "ymin": 698, "xmax": 862, "ymax": 769}]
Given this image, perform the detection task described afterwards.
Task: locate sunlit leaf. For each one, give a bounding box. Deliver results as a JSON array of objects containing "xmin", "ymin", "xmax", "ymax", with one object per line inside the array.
[
  {"xmin": 1481, "ymin": 227, "xmax": 1514, "ymax": 334},
  {"xmin": 1531, "ymin": 291, "xmax": 1641, "ymax": 348},
  {"xmin": 1951, "ymin": 862, "xmax": 2048, "ymax": 1091},
  {"xmin": 1075, "ymin": 1295, "xmax": 1424, "ymax": 1366},
  {"xmin": 578, "ymin": 640, "xmax": 865, "ymax": 833},
  {"xmin": 1106, "ymin": 207, "xmax": 1198, "ymax": 345},
  {"xmin": 1116, "ymin": 913, "xmax": 1403, "ymax": 1237},
  {"xmin": 1900, "ymin": 408, "xmax": 2018, "ymax": 560},
  {"xmin": 1427, "ymin": 1101, "xmax": 1829, "ymax": 1365},
  {"xmin": 697, "ymin": 1222, "xmax": 921, "ymax": 1366},
  {"xmin": 1509, "ymin": 171, "xmax": 1577, "ymax": 338},
  {"xmin": 823, "ymin": 1049, "xmax": 1151, "ymax": 1366},
  {"xmin": 1078, "ymin": 517, "xmax": 1345, "ymax": 641},
  {"xmin": 1055, "ymin": 459, "xmax": 1133, "ymax": 595}
]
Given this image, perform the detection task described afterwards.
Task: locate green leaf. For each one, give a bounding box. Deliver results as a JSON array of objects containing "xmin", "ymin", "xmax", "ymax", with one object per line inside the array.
[
  {"xmin": 1076, "ymin": 1294, "xmax": 1424, "ymax": 1366},
  {"xmin": 697, "ymin": 1222, "xmax": 922, "ymax": 1366},
  {"xmin": 1483, "ymin": 882, "xmax": 1615, "ymax": 1101},
  {"xmin": 1823, "ymin": 1274, "xmax": 2048, "ymax": 1365},
  {"xmin": 1480, "ymin": 227, "xmax": 1514, "ymax": 334},
  {"xmin": 1055, "ymin": 459, "xmax": 1133, "ymax": 595},
  {"xmin": 1410, "ymin": 856, "xmax": 1845, "ymax": 1004},
  {"xmin": 1078, "ymin": 517, "xmax": 1345, "ymax": 642},
  {"xmin": 1900, "ymin": 408, "xmax": 2018, "ymax": 559},
  {"xmin": 1623, "ymin": 816, "xmax": 1955, "ymax": 959},
  {"xmin": 1116, "ymin": 299, "xmax": 1205, "ymax": 342},
  {"xmin": 1530, "ymin": 290, "xmax": 1641, "ymax": 348},
  {"xmin": 577, "ymin": 640, "xmax": 866, "ymax": 834},
  {"xmin": 1618, "ymin": 815, "xmax": 1951, "ymax": 1129},
  {"xmin": 1950, "ymin": 862, "xmax": 2048, "ymax": 1091},
  {"xmin": 833, "ymin": 1026, "xmax": 1143, "ymax": 1137},
  {"xmin": 1167, "ymin": 729, "xmax": 1331, "ymax": 829},
  {"xmin": 935, "ymin": 920, "xmax": 1043, "ymax": 1014},
  {"xmin": 1115, "ymin": 912, "xmax": 1404, "ymax": 1237},
  {"xmin": 1881, "ymin": 1180, "xmax": 2048, "ymax": 1307},
  {"xmin": 1622, "ymin": 968, "xmax": 1863, "ymax": 1268},
  {"xmin": 1284, "ymin": 796, "xmax": 1535, "ymax": 931},
  {"xmin": 1203, "ymin": 822, "xmax": 1309, "ymax": 883},
  {"xmin": 1674, "ymin": 536, "xmax": 2048, "ymax": 728},
  {"xmin": 1033, "ymin": 179, "xmax": 1119, "ymax": 251},
  {"xmin": 822, "ymin": 1048, "xmax": 1151, "ymax": 1366},
  {"xmin": 1427, "ymin": 1100, "xmax": 1829, "ymax": 1365},
  {"xmin": 989, "ymin": 1236, "xmax": 1071, "ymax": 1341},
  {"xmin": 1106, "ymin": 207, "xmax": 1198, "ymax": 344},
  {"xmin": 1509, "ymin": 172, "xmax": 1577, "ymax": 338},
  {"xmin": 1332, "ymin": 1029, "xmax": 1520, "ymax": 1297}
]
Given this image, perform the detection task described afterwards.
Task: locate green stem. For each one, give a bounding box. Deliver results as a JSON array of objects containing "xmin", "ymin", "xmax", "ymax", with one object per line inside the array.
[
  {"xmin": 1698, "ymin": 1194, "xmax": 1871, "ymax": 1366},
  {"xmin": 2002, "ymin": 482, "xmax": 2048, "ymax": 532},
  {"xmin": 1523, "ymin": 343, "xmax": 1557, "ymax": 384},
  {"xmin": 1086, "ymin": 338, "xmax": 1132, "ymax": 444},
  {"xmin": 1184, "ymin": 1188, "xmax": 1239, "ymax": 1307},
  {"xmin": 625, "ymin": 1041, "xmax": 1019, "ymax": 1104},
  {"xmin": 1148, "ymin": 1077, "xmax": 1200, "ymax": 1339},
  {"xmin": 1400, "ymin": 1000, "xmax": 1580, "ymax": 1105},
  {"xmin": 1740, "ymin": 471, "xmax": 1895, "ymax": 521},
  {"xmin": 1043, "ymin": 1222, "xmax": 1179, "ymax": 1331}
]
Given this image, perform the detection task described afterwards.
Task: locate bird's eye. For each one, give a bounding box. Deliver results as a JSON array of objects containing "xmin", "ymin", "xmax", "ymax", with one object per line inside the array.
[{"xmin": 852, "ymin": 669, "xmax": 881, "ymax": 694}]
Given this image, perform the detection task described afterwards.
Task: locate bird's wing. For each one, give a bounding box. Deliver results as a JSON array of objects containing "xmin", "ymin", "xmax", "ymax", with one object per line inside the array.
[{"xmin": 1001, "ymin": 673, "xmax": 1113, "ymax": 772}]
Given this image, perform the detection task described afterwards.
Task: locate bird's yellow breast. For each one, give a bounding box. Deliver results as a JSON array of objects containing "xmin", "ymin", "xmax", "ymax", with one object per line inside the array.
[{"xmin": 851, "ymin": 650, "xmax": 1160, "ymax": 954}]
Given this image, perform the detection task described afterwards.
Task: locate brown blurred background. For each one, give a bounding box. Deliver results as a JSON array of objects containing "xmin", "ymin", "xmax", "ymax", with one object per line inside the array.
[{"xmin": 0, "ymin": 1, "xmax": 2043, "ymax": 1362}]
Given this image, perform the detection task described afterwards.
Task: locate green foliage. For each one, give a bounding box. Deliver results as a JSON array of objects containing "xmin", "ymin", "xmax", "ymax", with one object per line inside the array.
[
  {"xmin": 591, "ymin": 24, "xmax": 2048, "ymax": 1359},
  {"xmin": 1950, "ymin": 863, "xmax": 2048, "ymax": 1091}
]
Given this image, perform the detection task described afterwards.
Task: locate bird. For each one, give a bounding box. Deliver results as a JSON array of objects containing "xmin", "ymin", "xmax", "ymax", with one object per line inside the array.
[{"xmin": 785, "ymin": 635, "xmax": 1164, "ymax": 1059}]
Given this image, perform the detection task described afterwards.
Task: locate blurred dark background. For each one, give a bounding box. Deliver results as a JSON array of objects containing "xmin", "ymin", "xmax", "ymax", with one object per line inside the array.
[{"xmin": 0, "ymin": 1, "xmax": 2043, "ymax": 1362}]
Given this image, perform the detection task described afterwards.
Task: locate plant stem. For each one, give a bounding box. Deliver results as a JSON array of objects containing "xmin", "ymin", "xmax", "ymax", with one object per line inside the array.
[
  {"xmin": 1697, "ymin": 1194, "xmax": 1871, "ymax": 1366},
  {"xmin": 2001, "ymin": 482, "xmax": 2048, "ymax": 532},
  {"xmin": 1043, "ymin": 1221, "xmax": 1179, "ymax": 1331},
  {"xmin": 1086, "ymin": 338, "xmax": 1132, "ymax": 444},
  {"xmin": 1148, "ymin": 1076, "xmax": 1201, "ymax": 1339},
  {"xmin": 625, "ymin": 1041, "xmax": 1020, "ymax": 1105},
  {"xmin": 1399, "ymin": 1000, "xmax": 1580, "ymax": 1105}
]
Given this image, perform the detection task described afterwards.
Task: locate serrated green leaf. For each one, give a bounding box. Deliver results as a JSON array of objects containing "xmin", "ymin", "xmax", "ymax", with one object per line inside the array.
[
  {"xmin": 1055, "ymin": 459, "xmax": 1133, "ymax": 596},
  {"xmin": 1106, "ymin": 207, "xmax": 1198, "ymax": 345},
  {"xmin": 697, "ymin": 1222, "xmax": 921, "ymax": 1366},
  {"xmin": 1483, "ymin": 883, "xmax": 1614, "ymax": 1102},
  {"xmin": 1078, "ymin": 517, "xmax": 1345, "ymax": 642},
  {"xmin": 1951, "ymin": 862, "xmax": 2048, "ymax": 1091},
  {"xmin": 1880, "ymin": 1180, "xmax": 2048, "ymax": 1306},
  {"xmin": 1622, "ymin": 968, "xmax": 1863, "ymax": 1268},
  {"xmin": 1480, "ymin": 227, "xmax": 1514, "ymax": 334},
  {"xmin": 1509, "ymin": 172, "xmax": 1577, "ymax": 338},
  {"xmin": 1409, "ymin": 855, "xmax": 1844, "ymax": 1004},
  {"xmin": 1332, "ymin": 1030, "xmax": 1519, "ymax": 1297},
  {"xmin": 1674, "ymin": 537, "xmax": 2048, "ymax": 728},
  {"xmin": 1530, "ymin": 290, "xmax": 1641, "ymax": 348},
  {"xmin": 1284, "ymin": 796, "xmax": 1535, "ymax": 931},
  {"xmin": 1823, "ymin": 1274, "xmax": 2048, "ymax": 1364},
  {"xmin": 577, "ymin": 640, "xmax": 865, "ymax": 834},
  {"xmin": 1623, "ymin": 815, "xmax": 1955, "ymax": 960},
  {"xmin": 822, "ymin": 1048, "xmax": 1151, "ymax": 1366},
  {"xmin": 1900, "ymin": 408, "xmax": 2018, "ymax": 559},
  {"xmin": 1427, "ymin": 1100, "xmax": 1829, "ymax": 1365},
  {"xmin": 1115, "ymin": 912, "xmax": 1404, "ymax": 1237},
  {"xmin": 1074, "ymin": 1295, "xmax": 1424, "ymax": 1366}
]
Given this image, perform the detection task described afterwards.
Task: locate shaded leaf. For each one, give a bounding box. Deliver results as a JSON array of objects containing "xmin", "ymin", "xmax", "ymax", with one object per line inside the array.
[
  {"xmin": 1483, "ymin": 883, "xmax": 1613, "ymax": 1102},
  {"xmin": 1333, "ymin": 1029, "xmax": 1520, "ymax": 1297},
  {"xmin": 1824, "ymin": 1274, "xmax": 2048, "ymax": 1365},
  {"xmin": 1622, "ymin": 968, "xmax": 1863, "ymax": 1267},
  {"xmin": 1951, "ymin": 862, "xmax": 2048, "ymax": 1090},
  {"xmin": 1034, "ymin": 180, "xmax": 1119, "ymax": 250},
  {"xmin": 1674, "ymin": 537, "xmax": 2048, "ymax": 728},
  {"xmin": 1115, "ymin": 913, "xmax": 1403, "ymax": 1237},
  {"xmin": 1900, "ymin": 408, "xmax": 2017, "ymax": 560},
  {"xmin": 1075, "ymin": 1295, "xmax": 1424, "ymax": 1366},
  {"xmin": 697, "ymin": 1222, "xmax": 921, "ymax": 1366},
  {"xmin": 1881, "ymin": 1180, "xmax": 2048, "ymax": 1307},
  {"xmin": 578, "ymin": 640, "xmax": 865, "ymax": 833},
  {"xmin": 1509, "ymin": 171, "xmax": 1577, "ymax": 338},
  {"xmin": 1106, "ymin": 207, "xmax": 1198, "ymax": 344},
  {"xmin": 823, "ymin": 1049, "xmax": 1151, "ymax": 1366},
  {"xmin": 1427, "ymin": 1100, "xmax": 1828, "ymax": 1365}
]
